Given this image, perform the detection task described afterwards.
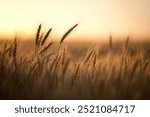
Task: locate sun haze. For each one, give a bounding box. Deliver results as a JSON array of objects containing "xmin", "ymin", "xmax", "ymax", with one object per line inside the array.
[{"xmin": 0, "ymin": 0, "xmax": 150, "ymax": 40}]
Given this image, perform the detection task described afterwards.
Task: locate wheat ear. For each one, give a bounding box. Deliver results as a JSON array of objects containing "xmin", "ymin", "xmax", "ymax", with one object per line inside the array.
[{"xmin": 60, "ymin": 24, "xmax": 78, "ymax": 44}]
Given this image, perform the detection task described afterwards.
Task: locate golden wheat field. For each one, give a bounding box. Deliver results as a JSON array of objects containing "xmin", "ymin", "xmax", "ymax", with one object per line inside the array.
[{"xmin": 0, "ymin": 24, "xmax": 150, "ymax": 100}]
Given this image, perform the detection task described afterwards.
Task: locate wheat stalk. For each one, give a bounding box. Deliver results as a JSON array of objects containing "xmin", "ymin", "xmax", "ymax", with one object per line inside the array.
[
  {"xmin": 35, "ymin": 24, "xmax": 41, "ymax": 46},
  {"xmin": 41, "ymin": 28, "xmax": 52, "ymax": 46},
  {"xmin": 60, "ymin": 24, "xmax": 78, "ymax": 44},
  {"xmin": 39, "ymin": 42, "xmax": 54, "ymax": 54},
  {"xmin": 109, "ymin": 35, "xmax": 113, "ymax": 50},
  {"xmin": 125, "ymin": 36, "xmax": 130, "ymax": 49},
  {"xmin": 84, "ymin": 49, "xmax": 94, "ymax": 64},
  {"xmin": 13, "ymin": 37, "xmax": 17, "ymax": 58}
]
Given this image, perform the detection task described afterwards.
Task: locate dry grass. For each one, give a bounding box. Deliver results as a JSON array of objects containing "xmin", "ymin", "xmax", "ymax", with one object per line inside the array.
[{"xmin": 0, "ymin": 24, "xmax": 150, "ymax": 99}]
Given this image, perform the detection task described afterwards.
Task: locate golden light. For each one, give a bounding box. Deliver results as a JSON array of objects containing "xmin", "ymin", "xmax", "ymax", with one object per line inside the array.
[{"xmin": 0, "ymin": 0, "xmax": 150, "ymax": 40}]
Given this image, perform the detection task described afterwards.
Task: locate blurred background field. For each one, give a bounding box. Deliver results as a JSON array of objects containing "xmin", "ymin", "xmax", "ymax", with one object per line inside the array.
[{"xmin": 0, "ymin": 33, "xmax": 150, "ymax": 99}]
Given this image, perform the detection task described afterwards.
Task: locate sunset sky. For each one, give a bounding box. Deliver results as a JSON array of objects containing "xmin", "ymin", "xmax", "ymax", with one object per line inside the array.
[{"xmin": 0, "ymin": 0, "xmax": 150, "ymax": 40}]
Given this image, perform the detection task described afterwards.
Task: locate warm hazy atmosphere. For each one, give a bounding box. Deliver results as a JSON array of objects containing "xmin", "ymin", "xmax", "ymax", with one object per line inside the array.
[
  {"xmin": 0, "ymin": 0, "xmax": 150, "ymax": 99},
  {"xmin": 0, "ymin": 0, "xmax": 150, "ymax": 40}
]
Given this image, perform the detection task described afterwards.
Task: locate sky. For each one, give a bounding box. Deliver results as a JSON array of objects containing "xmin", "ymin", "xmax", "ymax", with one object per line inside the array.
[{"xmin": 0, "ymin": 0, "xmax": 150, "ymax": 40}]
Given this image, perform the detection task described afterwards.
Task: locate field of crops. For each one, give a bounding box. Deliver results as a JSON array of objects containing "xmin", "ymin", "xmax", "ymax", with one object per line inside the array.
[{"xmin": 0, "ymin": 24, "xmax": 150, "ymax": 99}]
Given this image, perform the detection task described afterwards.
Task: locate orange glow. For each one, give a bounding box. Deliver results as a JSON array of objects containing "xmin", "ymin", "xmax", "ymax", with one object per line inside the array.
[{"xmin": 0, "ymin": 0, "xmax": 150, "ymax": 40}]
